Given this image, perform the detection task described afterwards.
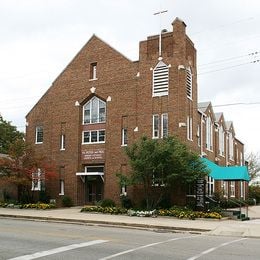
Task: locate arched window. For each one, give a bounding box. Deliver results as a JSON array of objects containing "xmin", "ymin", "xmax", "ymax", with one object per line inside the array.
[
  {"xmin": 153, "ymin": 61, "xmax": 169, "ymax": 97},
  {"xmin": 83, "ymin": 97, "xmax": 106, "ymax": 124}
]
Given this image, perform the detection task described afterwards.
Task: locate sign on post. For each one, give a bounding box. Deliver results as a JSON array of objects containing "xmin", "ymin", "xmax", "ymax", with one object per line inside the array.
[{"xmin": 196, "ymin": 178, "xmax": 205, "ymax": 210}]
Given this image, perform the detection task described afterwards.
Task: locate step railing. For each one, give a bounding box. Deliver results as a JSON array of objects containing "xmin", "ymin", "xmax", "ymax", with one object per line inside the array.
[{"xmin": 226, "ymin": 198, "xmax": 249, "ymax": 220}]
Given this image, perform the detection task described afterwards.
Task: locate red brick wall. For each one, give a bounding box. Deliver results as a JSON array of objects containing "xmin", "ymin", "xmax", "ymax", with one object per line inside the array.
[{"xmin": 26, "ymin": 18, "xmax": 246, "ymax": 207}]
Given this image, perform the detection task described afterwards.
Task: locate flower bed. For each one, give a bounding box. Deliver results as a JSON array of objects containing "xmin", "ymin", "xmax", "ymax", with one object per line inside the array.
[
  {"xmin": 81, "ymin": 206, "xmax": 127, "ymax": 214},
  {"xmin": 81, "ymin": 205, "xmax": 222, "ymax": 219},
  {"xmin": 0, "ymin": 202, "xmax": 56, "ymax": 210},
  {"xmin": 158, "ymin": 208, "xmax": 222, "ymax": 219}
]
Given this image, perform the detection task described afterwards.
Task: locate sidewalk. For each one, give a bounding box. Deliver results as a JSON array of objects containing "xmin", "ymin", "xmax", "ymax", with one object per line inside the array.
[{"xmin": 0, "ymin": 206, "xmax": 260, "ymax": 238}]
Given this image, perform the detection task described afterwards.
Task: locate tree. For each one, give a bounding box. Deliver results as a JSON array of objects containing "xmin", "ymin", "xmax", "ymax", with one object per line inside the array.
[
  {"xmin": 0, "ymin": 114, "xmax": 24, "ymax": 154},
  {"xmin": 120, "ymin": 136, "xmax": 209, "ymax": 209},
  {"xmin": 0, "ymin": 139, "xmax": 57, "ymax": 203},
  {"xmin": 246, "ymin": 152, "xmax": 260, "ymax": 182}
]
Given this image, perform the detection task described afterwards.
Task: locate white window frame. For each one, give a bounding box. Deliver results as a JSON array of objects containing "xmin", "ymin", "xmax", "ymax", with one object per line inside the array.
[
  {"xmin": 206, "ymin": 176, "xmax": 214, "ymax": 196},
  {"xmin": 85, "ymin": 165, "xmax": 104, "ymax": 174},
  {"xmin": 240, "ymin": 152, "xmax": 243, "ymax": 166},
  {"xmin": 83, "ymin": 97, "xmax": 106, "ymax": 124},
  {"xmin": 82, "ymin": 130, "xmax": 105, "ymax": 144},
  {"xmin": 186, "ymin": 67, "xmax": 192, "ymax": 100},
  {"xmin": 32, "ymin": 168, "xmax": 42, "ymax": 191},
  {"xmin": 161, "ymin": 113, "xmax": 168, "ymax": 138},
  {"xmin": 121, "ymin": 128, "xmax": 128, "ymax": 146},
  {"xmin": 35, "ymin": 126, "xmax": 43, "ymax": 144},
  {"xmin": 219, "ymin": 125, "xmax": 225, "ymax": 156},
  {"xmin": 230, "ymin": 181, "xmax": 235, "ymax": 197},
  {"xmin": 59, "ymin": 179, "xmax": 65, "ymax": 195},
  {"xmin": 206, "ymin": 116, "xmax": 213, "ymax": 151},
  {"xmin": 187, "ymin": 116, "xmax": 193, "ymax": 141},
  {"xmin": 197, "ymin": 125, "xmax": 201, "ymax": 147},
  {"xmin": 229, "ymin": 132, "xmax": 234, "ymax": 160},
  {"xmin": 152, "ymin": 114, "xmax": 160, "ymax": 139},
  {"xmin": 240, "ymin": 181, "xmax": 245, "ymax": 199},
  {"xmin": 222, "ymin": 181, "xmax": 228, "ymax": 198},
  {"xmin": 152, "ymin": 61, "xmax": 169, "ymax": 97},
  {"xmin": 60, "ymin": 134, "xmax": 65, "ymax": 150},
  {"xmin": 90, "ymin": 62, "xmax": 97, "ymax": 80}
]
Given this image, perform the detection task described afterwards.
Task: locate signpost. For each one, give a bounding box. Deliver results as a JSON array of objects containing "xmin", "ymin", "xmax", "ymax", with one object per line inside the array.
[{"xmin": 196, "ymin": 178, "xmax": 205, "ymax": 210}]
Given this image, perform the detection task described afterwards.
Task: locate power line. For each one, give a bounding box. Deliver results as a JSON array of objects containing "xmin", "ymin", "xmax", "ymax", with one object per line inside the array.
[
  {"xmin": 198, "ymin": 51, "xmax": 259, "ymax": 67},
  {"xmin": 197, "ymin": 59, "xmax": 260, "ymax": 75}
]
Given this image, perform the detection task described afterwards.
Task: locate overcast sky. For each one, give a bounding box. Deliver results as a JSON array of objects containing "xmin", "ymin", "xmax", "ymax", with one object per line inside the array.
[{"xmin": 0, "ymin": 0, "xmax": 260, "ymax": 154}]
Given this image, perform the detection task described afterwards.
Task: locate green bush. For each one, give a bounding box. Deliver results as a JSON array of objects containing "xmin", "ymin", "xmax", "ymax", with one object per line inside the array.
[
  {"xmin": 120, "ymin": 195, "xmax": 133, "ymax": 209},
  {"xmin": 97, "ymin": 199, "xmax": 115, "ymax": 208},
  {"xmin": 249, "ymin": 185, "xmax": 260, "ymax": 204},
  {"xmin": 156, "ymin": 196, "xmax": 172, "ymax": 209},
  {"xmin": 38, "ymin": 191, "xmax": 50, "ymax": 204},
  {"xmin": 244, "ymin": 198, "xmax": 255, "ymax": 205},
  {"xmin": 62, "ymin": 196, "xmax": 73, "ymax": 207}
]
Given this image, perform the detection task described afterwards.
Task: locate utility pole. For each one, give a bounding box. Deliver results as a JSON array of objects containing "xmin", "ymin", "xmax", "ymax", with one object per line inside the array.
[{"xmin": 153, "ymin": 9, "xmax": 168, "ymax": 59}]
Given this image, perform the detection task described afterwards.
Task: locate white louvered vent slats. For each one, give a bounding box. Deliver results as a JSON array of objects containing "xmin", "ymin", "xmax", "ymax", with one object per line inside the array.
[
  {"xmin": 153, "ymin": 61, "xmax": 169, "ymax": 96},
  {"xmin": 186, "ymin": 67, "xmax": 192, "ymax": 99}
]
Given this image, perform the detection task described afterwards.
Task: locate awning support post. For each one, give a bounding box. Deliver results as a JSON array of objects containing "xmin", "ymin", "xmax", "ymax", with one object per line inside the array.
[{"xmin": 80, "ymin": 176, "xmax": 85, "ymax": 183}]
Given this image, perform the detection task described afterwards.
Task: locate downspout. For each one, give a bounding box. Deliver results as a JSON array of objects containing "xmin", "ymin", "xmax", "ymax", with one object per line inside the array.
[{"xmin": 200, "ymin": 114, "xmax": 203, "ymax": 155}]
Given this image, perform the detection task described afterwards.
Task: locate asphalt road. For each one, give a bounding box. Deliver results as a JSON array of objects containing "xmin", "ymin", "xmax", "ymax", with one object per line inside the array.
[{"xmin": 0, "ymin": 218, "xmax": 260, "ymax": 260}]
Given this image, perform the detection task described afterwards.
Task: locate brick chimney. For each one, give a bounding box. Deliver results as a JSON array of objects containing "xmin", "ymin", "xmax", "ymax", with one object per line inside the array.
[{"xmin": 172, "ymin": 17, "xmax": 187, "ymax": 59}]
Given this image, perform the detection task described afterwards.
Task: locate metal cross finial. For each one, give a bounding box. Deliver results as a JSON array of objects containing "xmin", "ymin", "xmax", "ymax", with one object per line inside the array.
[{"xmin": 153, "ymin": 9, "xmax": 168, "ymax": 58}]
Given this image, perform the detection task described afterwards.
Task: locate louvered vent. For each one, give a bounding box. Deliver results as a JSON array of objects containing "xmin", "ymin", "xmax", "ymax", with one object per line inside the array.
[
  {"xmin": 153, "ymin": 61, "xmax": 169, "ymax": 97},
  {"xmin": 186, "ymin": 67, "xmax": 192, "ymax": 99}
]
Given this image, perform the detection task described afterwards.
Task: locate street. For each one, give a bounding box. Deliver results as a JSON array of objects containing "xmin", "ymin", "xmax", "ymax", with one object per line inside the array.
[{"xmin": 0, "ymin": 218, "xmax": 260, "ymax": 260}]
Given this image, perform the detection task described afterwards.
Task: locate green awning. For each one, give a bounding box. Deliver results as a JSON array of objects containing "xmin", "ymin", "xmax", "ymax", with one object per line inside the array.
[{"xmin": 202, "ymin": 158, "xmax": 250, "ymax": 182}]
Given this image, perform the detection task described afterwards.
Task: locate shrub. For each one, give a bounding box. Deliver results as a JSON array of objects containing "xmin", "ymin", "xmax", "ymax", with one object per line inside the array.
[
  {"xmin": 62, "ymin": 196, "xmax": 73, "ymax": 207},
  {"xmin": 98, "ymin": 199, "xmax": 115, "ymax": 208},
  {"xmin": 38, "ymin": 191, "xmax": 50, "ymax": 204},
  {"xmin": 120, "ymin": 195, "xmax": 133, "ymax": 209},
  {"xmin": 245, "ymin": 198, "xmax": 256, "ymax": 205},
  {"xmin": 156, "ymin": 196, "xmax": 172, "ymax": 209},
  {"xmin": 249, "ymin": 185, "xmax": 260, "ymax": 204}
]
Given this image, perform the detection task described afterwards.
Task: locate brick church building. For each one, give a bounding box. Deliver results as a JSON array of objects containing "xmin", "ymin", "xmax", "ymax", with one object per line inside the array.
[{"xmin": 25, "ymin": 18, "xmax": 249, "ymax": 206}]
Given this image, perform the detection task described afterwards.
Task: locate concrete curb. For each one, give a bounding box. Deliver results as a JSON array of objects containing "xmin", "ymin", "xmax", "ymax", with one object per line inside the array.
[{"xmin": 0, "ymin": 214, "xmax": 210, "ymax": 234}]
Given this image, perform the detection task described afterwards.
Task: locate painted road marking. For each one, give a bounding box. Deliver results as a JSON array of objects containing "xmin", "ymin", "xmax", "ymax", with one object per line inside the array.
[
  {"xmin": 186, "ymin": 238, "xmax": 247, "ymax": 260},
  {"xmin": 8, "ymin": 240, "xmax": 108, "ymax": 260},
  {"xmin": 99, "ymin": 235, "xmax": 199, "ymax": 260}
]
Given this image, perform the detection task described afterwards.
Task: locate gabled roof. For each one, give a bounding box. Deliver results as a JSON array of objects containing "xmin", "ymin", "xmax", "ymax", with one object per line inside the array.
[
  {"xmin": 226, "ymin": 121, "xmax": 232, "ymax": 129},
  {"xmin": 26, "ymin": 34, "xmax": 134, "ymax": 118},
  {"xmin": 226, "ymin": 121, "xmax": 235, "ymax": 136},
  {"xmin": 198, "ymin": 101, "xmax": 211, "ymax": 113},
  {"xmin": 214, "ymin": 112, "xmax": 222, "ymax": 122},
  {"xmin": 198, "ymin": 101, "xmax": 216, "ymax": 121},
  {"xmin": 215, "ymin": 112, "xmax": 226, "ymax": 128}
]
